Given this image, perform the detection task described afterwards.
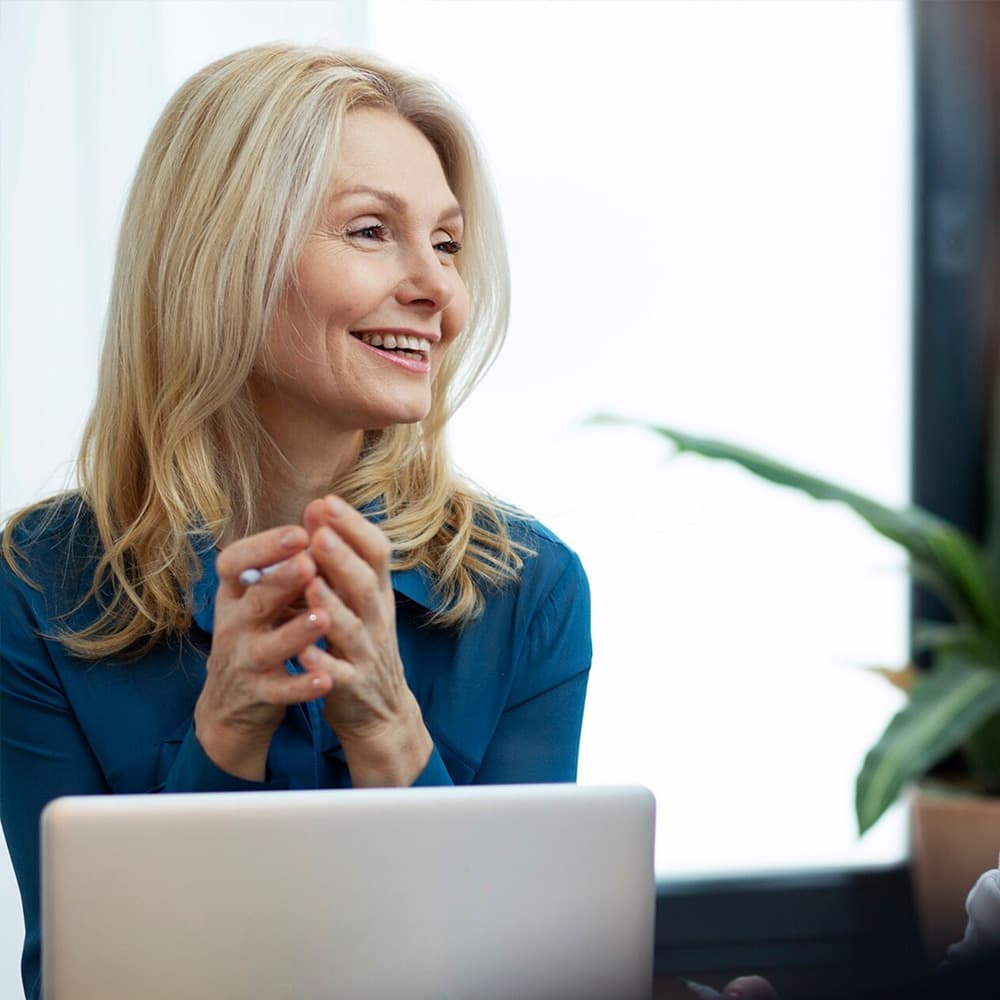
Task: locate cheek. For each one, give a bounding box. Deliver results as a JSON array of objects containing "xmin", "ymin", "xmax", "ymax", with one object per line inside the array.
[
  {"xmin": 296, "ymin": 250, "xmax": 385, "ymax": 331},
  {"xmin": 263, "ymin": 300, "xmax": 311, "ymax": 376},
  {"xmin": 441, "ymin": 278, "xmax": 471, "ymax": 346}
]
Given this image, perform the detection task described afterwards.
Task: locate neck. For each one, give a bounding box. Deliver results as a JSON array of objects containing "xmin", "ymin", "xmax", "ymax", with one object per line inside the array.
[
  {"xmin": 238, "ymin": 383, "xmax": 367, "ymax": 538},
  {"xmin": 253, "ymin": 427, "xmax": 364, "ymax": 532}
]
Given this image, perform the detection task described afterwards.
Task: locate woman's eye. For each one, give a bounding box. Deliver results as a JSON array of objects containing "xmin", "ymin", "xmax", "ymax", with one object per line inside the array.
[
  {"xmin": 349, "ymin": 223, "xmax": 388, "ymax": 242},
  {"xmin": 435, "ymin": 239, "xmax": 463, "ymax": 256}
]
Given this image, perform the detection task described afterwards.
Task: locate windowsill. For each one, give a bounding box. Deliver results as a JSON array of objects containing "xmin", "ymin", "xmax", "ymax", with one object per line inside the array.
[{"xmin": 654, "ymin": 863, "xmax": 928, "ymax": 995}]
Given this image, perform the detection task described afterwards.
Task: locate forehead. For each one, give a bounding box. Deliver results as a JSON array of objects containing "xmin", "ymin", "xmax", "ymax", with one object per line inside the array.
[{"xmin": 332, "ymin": 108, "xmax": 454, "ymax": 201}]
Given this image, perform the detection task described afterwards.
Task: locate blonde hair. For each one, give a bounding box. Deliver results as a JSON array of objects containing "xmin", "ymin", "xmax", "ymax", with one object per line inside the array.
[{"xmin": 4, "ymin": 43, "xmax": 527, "ymax": 657}]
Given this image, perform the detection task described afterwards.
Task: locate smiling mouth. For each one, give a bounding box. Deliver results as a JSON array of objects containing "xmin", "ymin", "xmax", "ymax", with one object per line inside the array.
[{"xmin": 352, "ymin": 331, "xmax": 430, "ymax": 361}]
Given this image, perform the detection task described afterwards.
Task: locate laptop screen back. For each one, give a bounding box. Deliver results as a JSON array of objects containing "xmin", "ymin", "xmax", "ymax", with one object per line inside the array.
[{"xmin": 42, "ymin": 783, "xmax": 655, "ymax": 1000}]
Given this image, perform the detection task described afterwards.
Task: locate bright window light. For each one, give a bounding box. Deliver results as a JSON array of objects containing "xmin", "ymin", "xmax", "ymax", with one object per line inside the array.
[{"xmin": 369, "ymin": 0, "xmax": 912, "ymax": 877}]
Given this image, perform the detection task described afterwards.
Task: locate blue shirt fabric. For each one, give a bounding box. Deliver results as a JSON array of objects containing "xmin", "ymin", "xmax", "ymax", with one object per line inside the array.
[{"xmin": 0, "ymin": 497, "xmax": 591, "ymax": 1000}]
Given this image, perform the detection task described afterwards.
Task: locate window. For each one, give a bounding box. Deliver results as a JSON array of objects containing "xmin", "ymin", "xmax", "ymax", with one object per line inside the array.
[
  {"xmin": 369, "ymin": 0, "xmax": 913, "ymax": 877},
  {"xmin": 0, "ymin": 17, "xmax": 912, "ymax": 996}
]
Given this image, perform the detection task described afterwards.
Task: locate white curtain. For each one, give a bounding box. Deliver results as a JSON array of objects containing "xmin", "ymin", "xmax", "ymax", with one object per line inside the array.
[
  {"xmin": 0, "ymin": 5, "xmax": 366, "ymax": 994},
  {"xmin": 1, "ymin": 0, "xmax": 367, "ymax": 515}
]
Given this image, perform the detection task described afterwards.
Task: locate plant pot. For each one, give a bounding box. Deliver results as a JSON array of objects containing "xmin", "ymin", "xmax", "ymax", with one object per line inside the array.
[{"xmin": 908, "ymin": 781, "xmax": 1000, "ymax": 962}]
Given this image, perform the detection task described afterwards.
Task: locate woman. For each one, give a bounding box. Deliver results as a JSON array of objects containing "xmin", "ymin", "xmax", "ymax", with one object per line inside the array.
[{"xmin": 0, "ymin": 45, "xmax": 591, "ymax": 999}]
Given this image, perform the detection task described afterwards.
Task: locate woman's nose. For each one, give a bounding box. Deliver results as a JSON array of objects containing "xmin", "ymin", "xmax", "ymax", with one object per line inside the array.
[{"xmin": 395, "ymin": 246, "xmax": 454, "ymax": 311}]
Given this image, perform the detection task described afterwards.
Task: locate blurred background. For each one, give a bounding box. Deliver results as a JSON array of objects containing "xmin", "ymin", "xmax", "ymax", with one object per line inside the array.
[{"xmin": 1, "ymin": 0, "xmax": 973, "ymax": 996}]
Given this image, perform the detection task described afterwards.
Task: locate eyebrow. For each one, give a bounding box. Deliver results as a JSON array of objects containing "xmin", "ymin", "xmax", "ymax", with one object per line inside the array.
[{"xmin": 331, "ymin": 184, "xmax": 464, "ymax": 223}]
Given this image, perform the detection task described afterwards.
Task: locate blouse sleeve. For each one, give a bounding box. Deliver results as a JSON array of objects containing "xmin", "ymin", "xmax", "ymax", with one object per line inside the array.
[
  {"xmin": 474, "ymin": 550, "xmax": 591, "ymax": 784},
  {"xmin": 0, "ymin": 545, "xmax": 284, "ymax": 1000},
  {"xmin": 0, "ymin": 557, "xmax": 109, "ymax": 1000}
]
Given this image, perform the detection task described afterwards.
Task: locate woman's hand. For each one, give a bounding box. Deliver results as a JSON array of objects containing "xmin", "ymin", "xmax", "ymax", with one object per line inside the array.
[
  {"xmin": 194, "ymin": 525, "xmax": 333, "ymax": 781},
  {"xmin": 684, "ymin": 976, "xmax": 780, "ymax": 1000},
  {"xmin": 300, "ymin": 496, "xmax": 432, "ymax": 787}
]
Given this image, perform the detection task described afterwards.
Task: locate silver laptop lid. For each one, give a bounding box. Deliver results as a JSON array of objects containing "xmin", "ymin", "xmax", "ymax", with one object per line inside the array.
[{"xmin": 42, "ymin": 783, "xmax": 655, "ymax": 1000}]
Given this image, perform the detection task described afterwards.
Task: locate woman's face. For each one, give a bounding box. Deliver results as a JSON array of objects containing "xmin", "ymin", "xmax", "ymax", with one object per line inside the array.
[{"xmin": 252, "ymin": 108, "xmax": 469, "ymax": 436}]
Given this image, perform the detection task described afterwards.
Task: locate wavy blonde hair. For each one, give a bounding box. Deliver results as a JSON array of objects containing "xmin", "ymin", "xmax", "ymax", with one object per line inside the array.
[{"xmin": 4, "ymin": 43, "xmax": 528, "ymax": 657}]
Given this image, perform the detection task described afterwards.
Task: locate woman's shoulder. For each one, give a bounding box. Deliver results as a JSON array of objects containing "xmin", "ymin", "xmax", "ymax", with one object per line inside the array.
[
  {"xmin": 494, "ymin": 505, "xmax": 589, "ymax": 603},
  {"xmin": 4, "ymin": 491, "xmax": 96, "ymax": 549},
  {"xmin": 2, "ymin": 493, "xmax": 100, "ymax": 594},
  {"xmin": 509, "ymin": 510, "xmax": 580, "ymax": 560}
]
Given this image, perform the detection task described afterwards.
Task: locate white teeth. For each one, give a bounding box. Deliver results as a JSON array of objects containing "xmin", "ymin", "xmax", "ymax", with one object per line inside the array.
[{"xmin": 358, "ymin": 332, "xmax": 430, "ymax": 353}]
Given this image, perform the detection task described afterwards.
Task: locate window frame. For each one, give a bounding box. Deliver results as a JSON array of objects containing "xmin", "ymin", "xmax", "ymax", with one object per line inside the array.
[{"xmin": 655, "ymin": 2, "xmax": 998, "ymax": 984}]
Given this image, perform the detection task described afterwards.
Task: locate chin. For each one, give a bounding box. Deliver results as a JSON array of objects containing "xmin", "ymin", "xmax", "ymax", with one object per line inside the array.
[{"xmin": 364, "ymin": 400, "xmax": 432, "ymax": 431}]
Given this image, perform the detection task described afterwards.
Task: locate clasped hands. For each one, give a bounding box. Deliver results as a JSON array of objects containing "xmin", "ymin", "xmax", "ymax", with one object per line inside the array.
[{"xmin": 194, "ymin": 495, "xmax": 432, "ymax": 786}]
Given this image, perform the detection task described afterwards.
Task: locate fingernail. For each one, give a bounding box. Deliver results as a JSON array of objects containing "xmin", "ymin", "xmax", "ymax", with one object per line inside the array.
[
  {"xmin": 306, "ymin": 612, "xmax": 321, "ymax": 628},
  {"xmin": 310, "ymin": 675, "xmax": 325, "ymax": 689},
  {"xmin": 682, "ymin": 981, "xmax": 724, "ymax": 1000},
  {"xmin": 326, "ymin": 496, "xmax": 346, "ymax": 517},
  {"xmin": 280, "ymin": 529, "xmax": 301, "ymax": 548},
  {"xmin": 321, "ymin": 529, "xmax": 338, "ymax": 551}
]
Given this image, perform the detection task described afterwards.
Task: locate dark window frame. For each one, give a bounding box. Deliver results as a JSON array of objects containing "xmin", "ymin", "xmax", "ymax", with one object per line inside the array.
[{"xmin": 653, "ymin": 4, "xmax": 1000, "ymax": 992}]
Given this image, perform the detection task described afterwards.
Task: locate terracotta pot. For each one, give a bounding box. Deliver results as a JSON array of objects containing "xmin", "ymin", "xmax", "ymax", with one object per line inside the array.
[{"xmin": 908, "ymin": 782, "xmax": 1000, "ymax": 962}]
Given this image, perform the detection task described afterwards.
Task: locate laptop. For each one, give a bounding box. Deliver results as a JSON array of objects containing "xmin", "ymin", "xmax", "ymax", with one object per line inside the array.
[{"xmin": 41, "ymin": 783, "xmax": 655, "ymax": 1000}]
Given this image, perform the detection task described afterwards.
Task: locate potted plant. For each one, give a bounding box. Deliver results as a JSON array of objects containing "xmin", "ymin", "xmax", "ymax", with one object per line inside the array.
[{"xmin": 592, "ymin": 414, "xmax": 1000, "ymax": 960}]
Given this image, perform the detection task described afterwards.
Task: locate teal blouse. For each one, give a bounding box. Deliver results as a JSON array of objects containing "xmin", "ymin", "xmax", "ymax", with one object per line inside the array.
[{"xmin": 0, "ymin": 498, "xmax": 591, "ymax": 999}]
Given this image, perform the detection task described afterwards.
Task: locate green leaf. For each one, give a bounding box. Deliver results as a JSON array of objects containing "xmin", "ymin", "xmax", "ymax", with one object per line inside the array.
[
  {"xmin": 590, "ymin": 415, "xmax": 1000, "ymax": 632},
  {"xmin": 856, "ymin": 658, "xmax": 1000, "ymax": 834},
  {"xmin": 964, "ymin": 714, "xmax": 1000, "ymax": 793},
  {"xmin": 908, "ymin": 561, "xmax": 981, "ymax": 628},
  {"xmin": 911, "ymin": 620, "xmax": 998, "ymax": 661},
  {"xmin": 982, "ymin": 387, "xmax": 1000, "ymax": 616},
  {"xmin": 921, "ymin": 526, "xmax": 1000, "ymax": 634}
]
